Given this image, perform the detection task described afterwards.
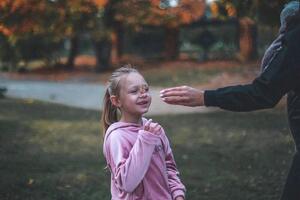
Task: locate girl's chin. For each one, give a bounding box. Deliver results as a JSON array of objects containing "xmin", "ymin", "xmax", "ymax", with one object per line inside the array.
[{"xmin": 138, "ymin": 108, "xmax": 149, "ymax": 115}]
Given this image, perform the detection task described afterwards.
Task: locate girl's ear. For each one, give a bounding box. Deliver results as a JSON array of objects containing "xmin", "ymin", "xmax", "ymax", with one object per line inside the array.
[{"xmin": 110, "ymin": 95, "xmax": 121, "ymax": 108}]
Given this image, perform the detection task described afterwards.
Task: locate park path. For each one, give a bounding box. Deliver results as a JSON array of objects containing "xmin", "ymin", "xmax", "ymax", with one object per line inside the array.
[{"xmin": 0, "ymin": 78, "xmax": 216, "ymax": 116}]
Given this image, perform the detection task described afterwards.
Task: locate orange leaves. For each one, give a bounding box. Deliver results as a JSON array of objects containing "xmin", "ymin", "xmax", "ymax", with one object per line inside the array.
[
  {"xmin": 0, "ymin": 0, "xmax": 50, "ymax": 37},
  {"xmin": 209, "ymin": 1, "xmax": 237, "ymax": 19},
  {"xmin": 4, "ymin": 0, "xmax": 46, "ymax": 14},
  {"xmin": 0, "ymin": 0, "xmax": 99, "ymax": 39},
  {"xmin": 0, "ymin": 0, "xmax": 208, "ymax": 39},
  {"xmin": 0, "ymin": 25, "xmax": 13, "ymax": 36},
  {"xmin": 210, "ymin": 2, "xmax": 219, "ymax": 18},
  {"xmin": 180, "ymin": 0, "xmax": 206, "ymax": 23},
  {"xmin": 180, "ymin": 12, "xmax": 193, "ymax": 24},
  {"xmin": 66, "ymin": 0, "xmax": 94, "ymax": 14},
  {"xmin": 13, "ymin": 0, "xmax": 28, "ymax": 12},
  {"xmin": 114, "ymin": 0, "xmax": 206, "ymax": 27},
  {"xmin": 226, "ymin": 3, "xmax": 236, "ymax": 17},
  {"xmin": 0, "ymin": 20, "xmax": 43, "ymax": 37},
  {"xmin": 0, "ymin": 0, "xmax": 10, "ymax": 9},
  {"xmin": 151, "ymin": 0, "xmax": 206, "ymax": 26},
  {"xmin": 92, "ymin": 0, "xmax": 108, "ymax": 8}
]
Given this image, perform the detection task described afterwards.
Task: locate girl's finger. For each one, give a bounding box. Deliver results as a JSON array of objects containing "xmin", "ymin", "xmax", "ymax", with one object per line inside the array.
[
  {"xmin": 154, "ymin": 126, "xmax": 162, "ymax": 134},
  {"xmin": 144, "ymin": 119, "xmax": 152, "ymax": 130},
  {"xmin": 152, "ymin": 123, "xmax": 159, "ymax": 129},
  {"xmin": 150, "ymin": 123, "xmax": 161, "ymax": 134}
]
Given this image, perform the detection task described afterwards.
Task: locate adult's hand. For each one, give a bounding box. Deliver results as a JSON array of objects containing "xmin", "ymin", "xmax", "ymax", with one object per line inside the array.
[{"xmin": 160, "ymin": 86, "xmax": 205, "ymax": 107}]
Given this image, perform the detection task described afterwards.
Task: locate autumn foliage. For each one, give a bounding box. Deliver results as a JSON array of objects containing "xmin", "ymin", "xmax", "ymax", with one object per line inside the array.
[
  {"xmin": 0, "ymin": 0, "xmax": 208, "ymax": 70},
  {"xmin": 0, "ymin": 0, "xmax": 208, "ymax": 40},
  {"xmin": 0, "ymin": 0, "xmax": 108, "ymax": 38},
  {"xmin": 114, "ymin": 0, "xmax": 206, "ymax": 28}
]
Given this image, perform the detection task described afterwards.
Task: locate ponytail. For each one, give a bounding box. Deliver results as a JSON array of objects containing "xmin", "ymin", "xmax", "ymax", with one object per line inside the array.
[
  {"xmin": 101, "ymin": 89, "xmax": 118, "ymax": 139},
  {"xmin": 100, "ymin": 64, "xmax": 139, "ymax": 139}
]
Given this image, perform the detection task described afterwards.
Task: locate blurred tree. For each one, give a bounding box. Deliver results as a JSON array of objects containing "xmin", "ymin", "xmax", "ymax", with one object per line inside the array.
[
  {"xmin": 0, "ymin": 0, "xmax": 109, "ymax": 71},
  {"xmin": 55, "ymin": 0, "xmax": 99, "ymax": 69},
  {"xmin": 214, "ymin": 0, "xmax": 288, "ymax": 61},
  {"xmin": 0, "ymin": 0, "xmax": 60, "ymax": 70},
  {"xmin": 90, "ymin": 0, "xmax": 117, "ymax": 71},
  {"xmin": 113, "ymin": 0, "xmax": 206, "ymax": 60},
  {"xmin": 49, "ymin": 0, "xmax": 114, "ymax": 72},
  {"xmin": 0, "ymin": 0, "xmax": 206, "ymax": 70},
  {"xmin": 193, "ymin": 29, "xmax": 216, "ymax": 61}
]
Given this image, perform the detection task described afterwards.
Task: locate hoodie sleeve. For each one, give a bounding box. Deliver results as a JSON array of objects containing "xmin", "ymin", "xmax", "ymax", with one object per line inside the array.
[
  {"xmin": 161, "ymin": 129, "xmax": 186, "ymax": 199},
  {"xmin": 105, "ymin": 129, "xmax": 161, "ymax": 193}
]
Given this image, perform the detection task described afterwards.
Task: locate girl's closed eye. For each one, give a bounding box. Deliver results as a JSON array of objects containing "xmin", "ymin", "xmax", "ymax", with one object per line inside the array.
[
  {"xmin": 129, "ymin": 88, "xmax": 138, "ymax": 94},
  {"xmin": 130, "ymin": 90, "xmax": 137, "ymax": 93}
]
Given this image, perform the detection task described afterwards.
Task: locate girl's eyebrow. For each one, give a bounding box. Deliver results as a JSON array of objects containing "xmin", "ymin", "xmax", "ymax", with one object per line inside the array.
[
  {"xmin": 128, "ymin": 84, "xmax": 148, "ymax": 89},
  {"xmin": 128, "ymin": 86, "xmax": 138, "ymax": 90}
]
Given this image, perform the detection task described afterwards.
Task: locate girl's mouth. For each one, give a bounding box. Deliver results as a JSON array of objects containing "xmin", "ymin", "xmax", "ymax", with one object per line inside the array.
[{"xmin": 137, "ymin": 100, "xmax": 149, "ymax": 105}]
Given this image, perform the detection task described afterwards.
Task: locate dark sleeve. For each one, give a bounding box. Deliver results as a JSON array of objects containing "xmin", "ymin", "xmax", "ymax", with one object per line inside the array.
[{"xmin": 204, "ymin": 27, "xmax": 300, "ymax": 112}]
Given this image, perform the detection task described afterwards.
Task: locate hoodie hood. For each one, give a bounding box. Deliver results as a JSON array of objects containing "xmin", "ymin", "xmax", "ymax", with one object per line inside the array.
[
  {"xmin": 280, "ymin": 1, "xmax": 300, "ymax": 31},
  {"xmin": 104, "ymin": 118, "xmax": 147, "ymax": 140},
  {"xmin": 261, "ymin": 1, "xmax": 299, "ymax": 71},
  {"xmin": 103, "ymin": 118, "xmax": 148, "ymax": 157}
]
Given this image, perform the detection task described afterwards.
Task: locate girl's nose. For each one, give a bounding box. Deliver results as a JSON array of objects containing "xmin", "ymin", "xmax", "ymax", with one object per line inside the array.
[
  {"xmin": 140, "ymin": 87, "xmax": 146, "ymax": 94},
  {"xmin": 139, "ymin": 86, "xmax": 148, "ymax": 97}
]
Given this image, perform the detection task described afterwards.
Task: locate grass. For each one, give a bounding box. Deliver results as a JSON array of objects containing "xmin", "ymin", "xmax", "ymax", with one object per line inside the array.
[
  {"xmin": 144, "ymin": 67, "xmax": 222, "ymax": 87},
  {"xmin": 4, "ymin": 58, "xmax": 259, "ymax": 88},
  {"xmin": 141, "ymin": 63, "xmax": 258, "ymax": 87},
  {"xmin": 0, "ymin": 98, "xmax": 294, "ymax": 200},
  {"xmin": 140, "ymin": 62, "xmax": 258, "ymax": 87}
]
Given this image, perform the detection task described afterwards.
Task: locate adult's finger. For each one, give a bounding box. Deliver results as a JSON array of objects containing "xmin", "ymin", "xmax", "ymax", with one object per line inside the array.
[
  {"xmin": 160, "ymin": 90, "xmax": 186, "ymax": 98},
  {"xmin": 160, "ymin": 86, "xmax": 187, "ymax": 94},
  {"xmin": 161, "ymin": 96, "xmax": 189, "ymax": 105}
]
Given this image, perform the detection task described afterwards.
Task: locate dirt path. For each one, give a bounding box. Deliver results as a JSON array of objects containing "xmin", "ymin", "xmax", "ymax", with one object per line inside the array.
[{"xmin": 0, "ymin": 60, "xmax": 260, "ymax": 115}]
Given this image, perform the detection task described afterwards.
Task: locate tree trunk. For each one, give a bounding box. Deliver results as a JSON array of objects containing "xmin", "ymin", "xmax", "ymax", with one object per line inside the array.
[
  {"xmin": 93, "ymin": 38, "xmax": 112, "ymax": 72},
  {"xmin": 111, "ymin": 24, "xmax": 124, "ymax": 64},
  {"xmin": 66, "ymin": 35, "xmax": 79, "ymax": 69},
  {"xmin": 238, "ymin": 17, "xmax": 257, "ymax": 61},
  {"xmin": 116, "ymin": 22, "xmax": 124, "ymax": 60},
  {"xmin": 111, "ymin": 31, "xmax": 118, "ymax": 64},
  {"xmin": 164, "ymin": 27, "xmax": 179, "ymax": 60},
  {"xmin": 111, "ymin": 23, "xmax": 124, "ymax": 64}
]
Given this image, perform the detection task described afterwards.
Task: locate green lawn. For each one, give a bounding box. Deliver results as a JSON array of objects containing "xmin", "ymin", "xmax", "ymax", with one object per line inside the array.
[
  {"xmin": 142, "ymin": 63, "xmax": 257, "ymax": 87},
  {"xmin": 0, "ymin": 98, "xmax": 294, "ymax": 200}
]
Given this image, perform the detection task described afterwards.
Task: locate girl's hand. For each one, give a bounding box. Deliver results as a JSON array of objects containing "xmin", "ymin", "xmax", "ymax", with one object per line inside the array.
[
  {"xmin": 143, "ymin": 119, "xmax": 161, "ymax": 135},
  {"xmin": 175, "ymin": 196, "xmax": 185, "ymax": 200}
]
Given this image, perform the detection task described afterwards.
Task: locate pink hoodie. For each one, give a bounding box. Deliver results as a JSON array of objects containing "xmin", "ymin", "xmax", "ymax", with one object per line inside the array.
[{"xmin": 103, "ymin": 118, "xmax": 186, "ymax": 200}]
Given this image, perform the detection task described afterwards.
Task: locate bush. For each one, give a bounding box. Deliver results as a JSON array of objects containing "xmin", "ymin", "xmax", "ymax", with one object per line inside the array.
[
  {"xmin": 0, "ymin": 34, "xmax": 64, "ymax": 71},
  {"xmin": 16, "ymin": 34, "xmax": 64, "ymax": 67},
  {"xmin": 0, "ymin": 34, "xmax": 18, "ymax": 71}
]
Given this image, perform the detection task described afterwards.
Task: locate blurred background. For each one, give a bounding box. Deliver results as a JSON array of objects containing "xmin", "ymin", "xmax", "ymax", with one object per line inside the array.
[
  {"xmin": 0, "ymin": 0, "xmax": 288, "ymax": 72},
  {"xmin": 0, "ymin": 0, "xmax": 295, "ymax": 200}
]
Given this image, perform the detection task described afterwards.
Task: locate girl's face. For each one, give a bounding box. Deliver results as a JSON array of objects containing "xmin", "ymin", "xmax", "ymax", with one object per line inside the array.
[{"xmin": 117, "ymin": 72, "xmax": 151, "ymax": 119}]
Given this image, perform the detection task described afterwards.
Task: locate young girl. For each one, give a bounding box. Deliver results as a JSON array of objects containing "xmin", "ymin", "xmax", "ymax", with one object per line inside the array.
[{"xmin": 102, "ymin": 66, "xmax": 186, "ymax": 200}]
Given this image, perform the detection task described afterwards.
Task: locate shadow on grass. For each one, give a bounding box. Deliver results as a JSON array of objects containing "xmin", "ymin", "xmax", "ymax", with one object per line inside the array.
[
  {"xmin": 0, "ymin": 98, "xmax": 295, "ymax": 200},
  {"xmin": 0, "ymin": 99, "xmax": 110, "ymax": 200},
  {"xmin": 155, "ymin": 111, "xmax": 293, "ymax": 200}
]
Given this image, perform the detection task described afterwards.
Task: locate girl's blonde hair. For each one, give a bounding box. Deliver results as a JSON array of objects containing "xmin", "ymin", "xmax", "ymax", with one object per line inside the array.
[{"xmin": 101, "ymin": 65, "xmax": 139, "ymax": 138}]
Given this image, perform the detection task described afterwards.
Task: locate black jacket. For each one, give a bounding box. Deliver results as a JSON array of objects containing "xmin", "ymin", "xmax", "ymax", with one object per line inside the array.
[{"xmin": 204, "ymin": 23, "xmax": 300, "ymax": 149}]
